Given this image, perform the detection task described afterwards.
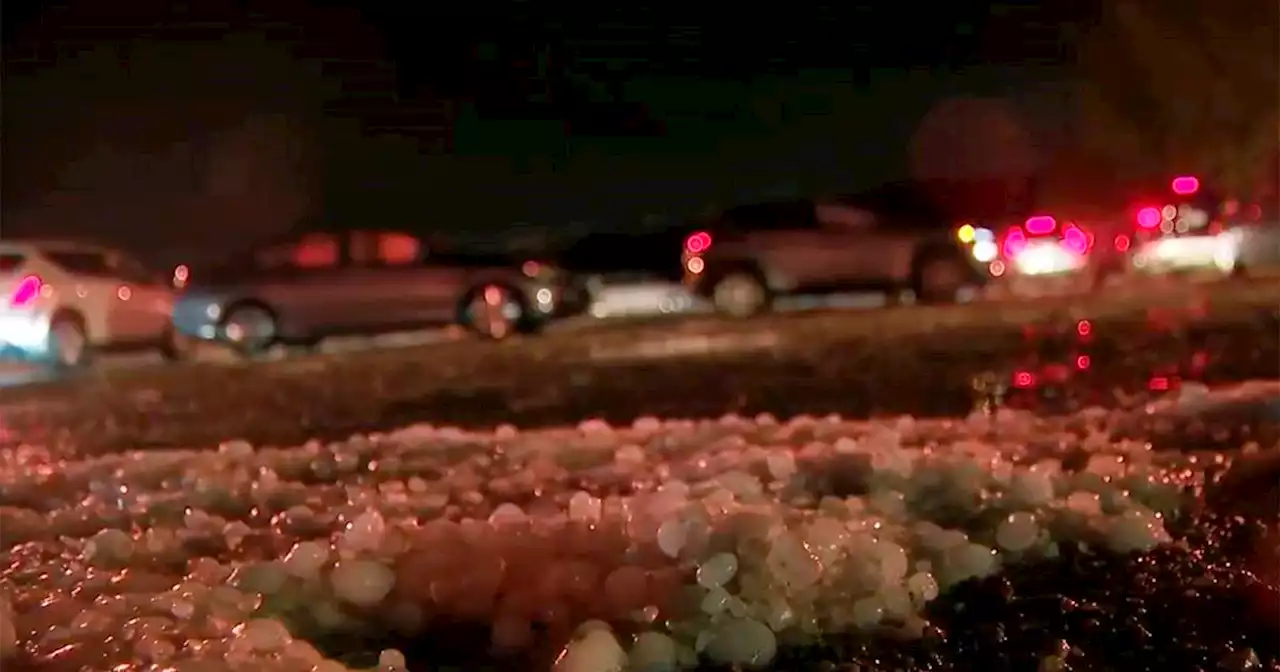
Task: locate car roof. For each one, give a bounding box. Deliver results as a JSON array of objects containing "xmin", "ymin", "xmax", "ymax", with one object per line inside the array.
[{"xmin": 0, "ymin": 238, "xmax": 119, "ymax": 256}]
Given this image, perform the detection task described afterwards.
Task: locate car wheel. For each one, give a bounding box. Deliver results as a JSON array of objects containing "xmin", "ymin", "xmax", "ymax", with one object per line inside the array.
[
  {"xmin": 45, "ymin": 312, "xmax": 91, "ymax": 370},
  {"xmin": 219, "ymin": 302, "xmax": 279, "ymax": 356},
  {"xmin": 159, "ymin": 326, "xmax": 194, "ymax": 362},
  {"xmin": 913, "ymin": 254, "xmax": 972, "ymax": 304},
  {"xmin": 710, "ymin": 272, "xmax": 770, "ymax": 317},
  {"xmin": 460, "ymin": 284, "xmax": 529, "ymax": 340}
]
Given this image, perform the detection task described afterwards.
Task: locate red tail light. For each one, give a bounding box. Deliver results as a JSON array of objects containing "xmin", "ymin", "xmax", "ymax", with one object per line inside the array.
[
  {"xmin": 1062, "ymin": 224, "xmax": 1090, "ymax": 254},
  {"xmin": 685, "ymin": 231, "xmax": 712, "ymax": 254},
  {"xmin": 1024, "ymin": 215, "xmax": 1056, "ymax": 235},
  {"xmin": 1002, "ymin": 227, "xmax": 1028, "ymax": 258},
  {"xmin": 9, "ymin": 275, "xmax": 42, "ymax": 308},
  {"xmin": 1136, "ymin": 206, "xmax": 1161, "ymax": 229},
  {"xmin": 1171, "ymin": 176, "xmax": 1199, "ymax": 196}
]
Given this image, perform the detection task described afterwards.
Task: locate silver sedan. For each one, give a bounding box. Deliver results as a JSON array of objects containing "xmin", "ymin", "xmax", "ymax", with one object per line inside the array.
[{"xmin": 173, "ymin": 229, "xmax": 577, "ymax": 354}]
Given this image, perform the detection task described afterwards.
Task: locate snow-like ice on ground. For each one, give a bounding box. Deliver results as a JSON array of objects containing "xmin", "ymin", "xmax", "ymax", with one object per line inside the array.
[{"xmin": 0, "ymin": 381, "xmax": 1275, "ymax": 671}]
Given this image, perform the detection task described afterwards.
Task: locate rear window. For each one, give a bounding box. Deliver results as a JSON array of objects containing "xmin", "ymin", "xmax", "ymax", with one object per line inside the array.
[
  {"xmin": 0, "ymin": 253, "xmax": 24, "ymax": 273},
  {"xmin": 44, "ymin": 251, "xmax": 114, "ymax": 276}
]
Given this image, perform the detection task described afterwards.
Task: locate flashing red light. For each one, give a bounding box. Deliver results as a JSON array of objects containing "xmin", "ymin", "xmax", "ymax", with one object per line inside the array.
[
  {"xmin": 1075, "ymin": 355, "xmax": 1091, "ymax": 370},
  {"xmin": 1171, "ymin": 176, "xmax": 1200, "ymax": 196},
  {"xmin": 1062, "ymin": 225, "xmax": 1090, "ymax": 255},
  {"xmin": 1076, "ymin": 320, "xmax": 1092, "ymax": 337},
  {"xmin": 685, "ymin": 231, "xmax": 712, "ymax": 254},
  {"xmin": 9, "ymin": 275, "xmax": 41, "ymax": 308},
  {"xmin": 1013, "ymin": 370, "xmax": 1036, "ymax": 388},
  {"xmin": 1114, "ymin": 234, "xmax": 1131, "ymax": 252},
  {"xmin": 1024, "ymin": 215, "xmax": 1057, "ymax": 235},
  {"xmin": 1148, "ymin": 376, "xmax": 1171, "ymax": 391},
  {"xmin": 1136, "ymin": 207, "xmax": 1161, "ymax": 229},
  {"xmin": 1002, "ymin": 227, "xmax": 1028, "ymax": 258}
]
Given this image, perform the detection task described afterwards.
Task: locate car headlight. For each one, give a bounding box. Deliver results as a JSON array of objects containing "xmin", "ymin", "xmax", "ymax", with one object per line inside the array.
[
  {"xmin": 1013, "ymin": 243, "xmax": 1083, "ymax": 275},
  {"xmin": 971, "ymin": 240, "xmax": 999, "ymax": 263}
]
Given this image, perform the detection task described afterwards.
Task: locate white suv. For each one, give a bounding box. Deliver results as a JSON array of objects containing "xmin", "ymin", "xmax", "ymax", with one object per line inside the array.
[{"xmin": 0, "ymin": 240, "xmax": 186, "ymax": 368}]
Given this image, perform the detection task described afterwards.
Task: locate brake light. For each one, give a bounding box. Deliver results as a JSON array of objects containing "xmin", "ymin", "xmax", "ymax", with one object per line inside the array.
[
  {"xmin": 1114, "ymin": 234, "xmax": 1131, "ymax": 251},
  {"xmin": 1024, "ymin": 215, "xmax": 1056, "ymax": 235},
  {"xmin": 1136, "ymin": 207, "xmax": 1161, "ymax": 229},
  {"xmin": 685, "ymin": 231, "xmax": 712, "ymax": 254},
  {"xmin": 1062, "ymin": 225, "xmax": 1090, "ymax": 255},
  {"xmin": 1171, "ymin": 176, "xmax": 1200, "ymax": 196},
  {"xmin": 9, "ymin": 275, "xmax": 41, "ymax": 308},
  {"xmin": 1002, "ymin": 227, "xmax": 1028, "ymax": 258}
]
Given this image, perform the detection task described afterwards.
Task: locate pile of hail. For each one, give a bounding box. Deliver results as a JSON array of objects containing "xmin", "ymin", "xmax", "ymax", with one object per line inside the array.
[{"xmin": 1, "ymin": 387, "xmax": 1276, "ymax": 671}]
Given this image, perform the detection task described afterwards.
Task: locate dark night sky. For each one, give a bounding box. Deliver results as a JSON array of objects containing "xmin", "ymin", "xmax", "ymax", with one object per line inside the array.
[{"xmin": 2, "ymin": 0, "xmax": 1095, "ymax": 261}]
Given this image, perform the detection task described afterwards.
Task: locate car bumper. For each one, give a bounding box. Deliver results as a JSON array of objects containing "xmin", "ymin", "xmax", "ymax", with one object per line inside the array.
[{"xmin": 171, "ymin": 297, "xmax": 227, "ymax": 341}]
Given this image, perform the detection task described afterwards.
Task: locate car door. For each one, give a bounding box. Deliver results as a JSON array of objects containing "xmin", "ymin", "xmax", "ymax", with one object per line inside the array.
[
  {"xmin": 40, "ymin": 249, "xmax": 133, "ymax": 344},
  {"xmin": 346, "ymin": 230, "xmax": 466, "ymax": 328},
  {"xmin": 720, "ymin": 202, "xmax": 833, "ymax": 291},
  {"xmin": 250, "ymin": 232, "xmax": 363, "ymax": 335},
  {"xmin": 812, "ymin": 203, "xmax": 902, "ymax": 284},
  {"xmin": 107, "ymin": 252, "xmax": 176, "ymax": 342}
]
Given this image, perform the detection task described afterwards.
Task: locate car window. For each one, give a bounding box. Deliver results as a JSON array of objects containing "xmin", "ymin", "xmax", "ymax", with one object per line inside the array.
[
  {"xmin": 0, "ymin": 253, "xmax": 24, "ymax": 273},
  {"xmin": 351, "ymin": 231, "xmax": 424, "ymax": 267},
  {"xmin": 255, "ymin": 233, "xmax": 340, "ymax": 270},
  {"xmin": 112, "ymin": 253, "xmax": 159, "ymax": 284},
  {"xmin": 43, "ymin": 250, "xmax": 115, "ymax": 276},
  {"xmin": 816, "ymin": 204, "xmax": 877, "ymax": 231},
  {"xmin": 378, "ymin": 232, "xmax": 423, "ymax": 265}
]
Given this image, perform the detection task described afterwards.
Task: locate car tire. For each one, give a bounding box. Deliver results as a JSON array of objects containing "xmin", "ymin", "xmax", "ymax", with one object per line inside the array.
[
  {"xmin": 458, "ymin": 283, "xmax": 532, "ymax": 340},
  {"xmin": 218, "ymin": 301, "xmax": 279, "ymax": 357},
  {"xmin": 912, "ymin": 252, "xmax": 972, "ymax": 304},
  {"xmin": 44, "ymin": 311, "xmax": 92, "ymax": 370},
  {"xmin": 159, "ymin": 326, "xmax": 194, "ymax": 362},
  {"xmin": 708, "ymin": 270, "xmax": 770, "ymax": 318}
]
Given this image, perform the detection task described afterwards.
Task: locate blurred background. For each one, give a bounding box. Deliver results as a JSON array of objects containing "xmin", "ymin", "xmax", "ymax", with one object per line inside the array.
[{"xmin": 5, "ymin": 0, "xmax": 1274, "ymax": 268}]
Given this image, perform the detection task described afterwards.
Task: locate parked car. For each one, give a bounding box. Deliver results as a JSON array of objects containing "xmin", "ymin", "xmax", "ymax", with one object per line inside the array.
[
  {"xmin": 975, "ymin": 212, "xmax": 1130, "ymax": 295},
  {"xmin": 1128, "ymin": 179, "xmax": 1280, "ymax": 279},
  {"xmin": 682, "ymin": 198, "xmax": 987, "ymax": 317},
  {"xmin": 556, "ymin": 229, "xmax": 700, "ymax": 319},
  {"xmin": 0, "ymin": 239, "xmax": 186, "ymax": 368},
  {"xmin": 172, "ymin": 228, "xmax": 575, "ymax": 354}
]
